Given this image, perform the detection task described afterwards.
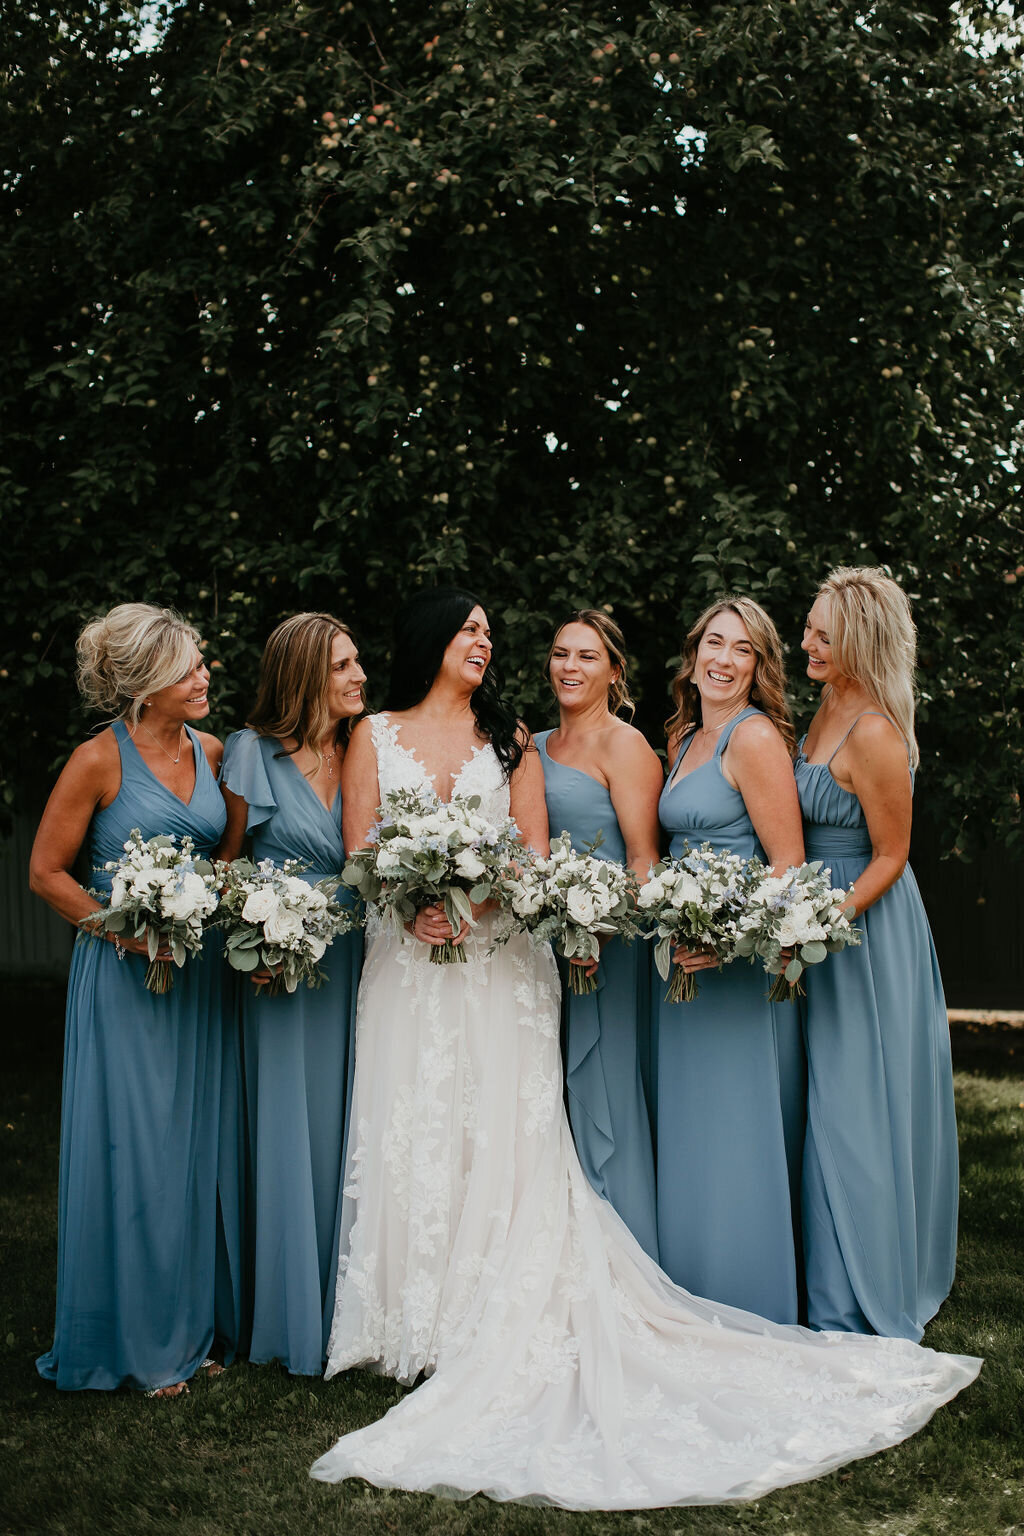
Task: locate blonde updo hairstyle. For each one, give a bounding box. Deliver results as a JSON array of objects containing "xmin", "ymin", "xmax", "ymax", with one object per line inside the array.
[
  {"xmin": 76, "ymin": 603, "xmax": 202, "ymax": 725},
  {"xmin": 665, "ymin": 595, "xmax": 796, "ymax": 756},
  {"xmin": 814, "ymin": 566, "xmax": 919, "ymax": 769},
  {"xmin": 248, "ymin": 611, "xmax": 363, "ymax": 762},
  {"xmin": 546, "ymin": 609, "xmax": 635, "ymax": 719}
]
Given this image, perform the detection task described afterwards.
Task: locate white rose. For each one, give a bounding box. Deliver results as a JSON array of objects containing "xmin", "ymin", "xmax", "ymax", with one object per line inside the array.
[
  {"xmin": 565, "ymin": 886, "xmax": 597, "ymax": 928},
  {"xmin": 163, "ymin": 888, "xmax": 199, "ymax": 921},
  {"xmin": 454, "ymin": 848, "xmax": 486, "ymax": 881},
  {"xmin": 776, "ymin": 914, "xmax": 799, "ymax": 946},
  {"xmin": 669, "ymin": 873, "xmax": 702, "ymax": 908},
  {"xmin": 512, "ymin": 886, "xmax": 545, "ymax": 917},
  {"xmin": 110, "ymin": 875, "xmax": 127, "ymax": 908},
  {"xmin": 786, "ymin": 900, "xmax": 817, "ymax": 938},
  {"xmin": 305, "ymin": 888, "xmax": 329, "ymax": 910},
  {"xmin": 306, "ymin": 933, "xmax": 327, "ymax": 961},
  {"xmin": 282, "ymin": 875, "xmax": 310, "ymax": 900},
  {"xmin": 375, "ymin": 849, "xmax": 402, "ymax": 875},
  {"xmin": 264, "ymin": 907, "xmax": 305, "ymax": 946},
  {"xmin": 241, "ymin": 886, "xmax": 279, "ymax": 924}
]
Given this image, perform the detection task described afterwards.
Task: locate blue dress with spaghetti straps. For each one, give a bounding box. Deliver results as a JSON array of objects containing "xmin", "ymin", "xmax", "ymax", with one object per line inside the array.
[
  {"xmin": 536, "ymin": 732, "xmax": 658, "ymax": 1259},
  {"xmin": 221, "ymin": 729, "xmax": 361, "ymax": 1374},
  {"xmin": 795, "ymin": 716, "xmax": 958, "ymax": 1339},
  {"xmin": 654, "ymin": 707, "xmax": 805, "ymax": 1324},
  {"xmin": 37, "ymin": 720, "xmax": 243, "ymax": 1391}
]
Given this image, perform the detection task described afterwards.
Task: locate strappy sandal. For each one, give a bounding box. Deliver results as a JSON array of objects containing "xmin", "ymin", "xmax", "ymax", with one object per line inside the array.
[{"xmin": 145, "ymin": 1380, "xmax": 190, "ymax": 1400}]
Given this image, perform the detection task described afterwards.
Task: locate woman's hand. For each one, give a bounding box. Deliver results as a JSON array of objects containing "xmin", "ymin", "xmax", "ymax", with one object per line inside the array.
[
  {"xmin": 109, "ymin": 932, "xmax": 173, "ymax": 962},
  {"xmin": 569, "ymin": 956, "xmax": 600, "ymax": 980},
  {"xmin": 412, "ymin": 903, "xmax": 471, "ymax": 947},
  {"xmin": 672, "ymin": 943, "xmax": 717, "ymax": 974}
]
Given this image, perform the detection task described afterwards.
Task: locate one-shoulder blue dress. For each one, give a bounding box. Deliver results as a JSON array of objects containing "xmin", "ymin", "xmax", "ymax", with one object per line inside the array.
[
  {"xmin": 536, "ymin": 732, "xmax": 658, "ymax": 1259},
  {"xmin": 795, "ymin": 718, "xmax": 958, "ymax": 1339},
  {"xmin": 221, "ymin": 729, "xmax": 361, "ymax": 1375},
  {"xmin": 37, "ymin": 720, "xmax": 243, "ymax": 1391},
  {"xmin": 654, "ymin": 708, "xmax": 805, "ymax": 1323}
]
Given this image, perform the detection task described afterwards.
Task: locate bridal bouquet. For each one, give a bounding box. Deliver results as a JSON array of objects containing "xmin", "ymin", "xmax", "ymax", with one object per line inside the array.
[
  {"xmin": 213, "ymin": 858, "xmax": 358, "ymax": 996},
  {"xmin": 734, "ymin": 860, "xmax": 861, "ymax": 1002},
  {"xmin": 342, "ymin": 788, "xmax": 522, "ymax": 963},
  {"xmin": 500, "ymin": 831, "xmax": 639, "ymax": 994},
  {"xmin": 81, "ymin": 827, "xmax": 220, "ymax": 993},
  {"xmin": 637, "ymin": 843, "xmax": 758, "ymax": 1003}
]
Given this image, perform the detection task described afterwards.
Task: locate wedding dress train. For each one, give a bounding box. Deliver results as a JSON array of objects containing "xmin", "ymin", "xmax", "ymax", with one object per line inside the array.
[{"xmin": 311, "ymin": 716, "xmax": 979, "ymax": 1509}]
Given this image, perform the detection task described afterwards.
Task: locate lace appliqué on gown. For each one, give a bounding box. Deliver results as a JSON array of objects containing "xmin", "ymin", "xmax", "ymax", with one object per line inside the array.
[{"xmin": 316, "ymin": 714, "xmax": 980, "ymax": 1508}]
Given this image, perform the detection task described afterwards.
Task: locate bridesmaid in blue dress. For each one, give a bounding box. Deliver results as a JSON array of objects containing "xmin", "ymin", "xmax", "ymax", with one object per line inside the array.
[
  {"xmin": 797, "ymin": 566, "xmax": 958, "ymax": 1339},
  {"xmin": 30, "ymin": 603, "xmax": 242, "ymax": 1395},
  {"xmin": 655, "ymin": 597, "xmax": 807, "ymax": 1324},
  {"xmin": 219, "ymin": 612, "xmax": 365, "ymax": 1375},
  {"xmin": 537, "ymin": 610, "xmax": 662, "ymax": 1258}
]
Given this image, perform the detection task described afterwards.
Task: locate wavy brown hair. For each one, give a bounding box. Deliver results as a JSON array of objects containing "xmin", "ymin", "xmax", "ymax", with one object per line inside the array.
[
  {"xmin": 665, "ymin": 596, "xmax": 795, "ymax": 755},
  {"xmin": 546, "ymin": 609, "xmax": 635, "ymax": 719},
  {"xmin": 248, "ymin": 612, "xmax": 363, "ymax": 766}
]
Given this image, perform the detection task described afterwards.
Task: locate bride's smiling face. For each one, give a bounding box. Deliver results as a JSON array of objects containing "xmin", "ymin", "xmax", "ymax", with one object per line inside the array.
[{"xmin": 439, "ymin": 606, "xmax": 492, "ymax": 691}]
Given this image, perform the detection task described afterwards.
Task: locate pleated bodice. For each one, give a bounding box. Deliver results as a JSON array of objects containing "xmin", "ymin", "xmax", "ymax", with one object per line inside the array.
[
  {"xmin": 534, "ymin": 732, "xmax": 627, "ymax": 863},
  {"xmin": 89, "ymin": 720, "xmax": 226, "ymax": 890},
  {"xmin": 220, "ymin": 728, "xmax": 344, "ymax": 884},
  {"xmin": 658, "ymin": 706, "xmax": 765, "ymax": 861}
]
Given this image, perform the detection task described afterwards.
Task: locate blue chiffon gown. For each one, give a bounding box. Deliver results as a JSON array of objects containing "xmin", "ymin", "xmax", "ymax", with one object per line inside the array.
[
  {"xmin": 654, "ymin": 708, "xmax": 805, "ymax": 1324},
  {"xmin": 536, "ymin": 732, "xmax": 658, "ymax": 1259},
  {"xmin": 221, "ymin": 730, "xmax": 361, "ymax": 1375},
  {"xmin": 795, "ymin": 717, "xmax": 959, "ymax": 1339},
  {"xmin": 37, "ymin": 720, "xmax": 243, "ymax": 1392}
]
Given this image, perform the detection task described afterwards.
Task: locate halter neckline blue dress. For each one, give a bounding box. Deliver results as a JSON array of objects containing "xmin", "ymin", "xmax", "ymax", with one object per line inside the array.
[
  {"xmin": 37, "ymin": 720, "xmax": 243, "ymax": 1391},
  {"xmin": 795, "ymin": 715, "xmax": 958, "ymax": 1339},
  {"xmin": 536, "ymin": 731, "xmax": 658, "ymax": 1260},
  {"xmin": 221, "ymin": 729, "xmax": 360, "ymax": 1375},
  {"xmin": 654, "ymin": 707, "xmax": 805, "ymax": 1324}
]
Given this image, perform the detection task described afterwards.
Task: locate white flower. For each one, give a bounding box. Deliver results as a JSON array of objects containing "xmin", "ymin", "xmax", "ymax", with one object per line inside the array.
[
  {"xmin": 376, "ymin": 848, "xmax": 402, "ymax": 875},
  {"xmin": 264, "ymin": 907, "xmax": 305, "ymax": 946},
  {"xmin": 454, "ymin": 848, "xmax": 486, "ymax": 881},
  {"xmin": 512, "ymin": 885, "xmax": 545, "ymax": 918},
  {"xmin": 306, "ymin": 933, "xmax": 327, "ymax": 961},
  {"xmin": 282, "ymin": 875, "xmax": 310, "ymax": 900},
  {"xmin": 242, "ymin": 886, "xmax": 280, "ymax": 924},
  {"xmin": 566, "ymin": 886, "xmax": 597, "ymax": 928},
  {"xmin": 304, "ymin": 887, "xmax": 329, "ymax": 911},
  {"xmin": 110, "ymin": 875, "xmax": 127, "ymax": 908},
  {"xmin": 668, "ymin": 873, "xmax": 702, "ymax": 908}
]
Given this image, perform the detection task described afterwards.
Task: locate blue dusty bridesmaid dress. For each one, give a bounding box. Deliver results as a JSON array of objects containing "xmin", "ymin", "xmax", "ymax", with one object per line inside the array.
[
  {"xmin": 535, "ymin": 731, "xmax": 658, "ymax": 1259},
  {"xmin": 795, "ymin": 717, "xmax": 959, "ymax": 1339},
  {"xmin": 37, "ymin": 720, "xmax": 242, "ymax": 1391},
  {"xmin": 654, "ymin": 707, "xmax": 805, "ymax": 1323},
  {"xmin": 221, "ymin": 729, "xmax": 361, "ymax": 1375}
]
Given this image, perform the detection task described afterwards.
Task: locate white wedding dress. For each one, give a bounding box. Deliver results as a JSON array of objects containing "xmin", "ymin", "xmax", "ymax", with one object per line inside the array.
[{"xmin": 311, "ymin": 715, "xmax": 980, "ymax": 1509}]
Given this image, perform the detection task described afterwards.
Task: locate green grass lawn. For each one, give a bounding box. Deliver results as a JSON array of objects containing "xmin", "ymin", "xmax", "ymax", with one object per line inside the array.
[{"xmin": 2, "ymin": 985, "xmax": 1022, "ymax": 1536}]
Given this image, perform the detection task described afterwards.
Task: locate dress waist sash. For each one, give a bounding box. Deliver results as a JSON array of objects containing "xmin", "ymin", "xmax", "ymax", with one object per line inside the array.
[{"xmin": 803, "ymin": 828, "xmax": 872, "ymax": 861}]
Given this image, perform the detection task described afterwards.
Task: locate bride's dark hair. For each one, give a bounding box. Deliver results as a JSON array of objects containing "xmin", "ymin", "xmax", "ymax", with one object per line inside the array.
[{"xmin": 386, "ymin": 586, "xmax": 525, "ymax": 781}]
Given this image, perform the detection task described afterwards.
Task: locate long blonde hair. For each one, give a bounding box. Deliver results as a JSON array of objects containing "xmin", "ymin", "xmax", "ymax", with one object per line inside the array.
[
  {"xmin": 815, "ymin": 566, "xmax": 919, "ymax": 769},
  {"xmin": 248, "ymin": 612, "xmax": 363, "ymax": 762},
  {"xmin": 665, "ymin": 596, "xmax": 795, "ymax": 755},
  {"xmin": 546, "ymin": 609, "xmax": 635, "ymax": 719},
  {"xmin": 76, "ymin": 603, "xmax": 202, "ymax": 724}
]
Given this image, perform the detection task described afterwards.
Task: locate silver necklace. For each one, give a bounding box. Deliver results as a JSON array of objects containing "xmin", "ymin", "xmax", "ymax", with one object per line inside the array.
[{"xmin": 139, "ymin": 720, "xmax": 185, "ymax": 764}]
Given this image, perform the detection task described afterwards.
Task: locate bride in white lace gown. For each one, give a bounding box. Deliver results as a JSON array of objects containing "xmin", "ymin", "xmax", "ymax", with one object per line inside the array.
[{"xmin": 312, "ymin": 589, "xmax": 979, "ymax": 1510}]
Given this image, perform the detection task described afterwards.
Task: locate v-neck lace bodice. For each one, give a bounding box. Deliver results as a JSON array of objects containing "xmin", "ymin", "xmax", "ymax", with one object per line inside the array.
[{"xmin": 371, "ymin": 712, "xmax": 509, "ymax": 820}]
